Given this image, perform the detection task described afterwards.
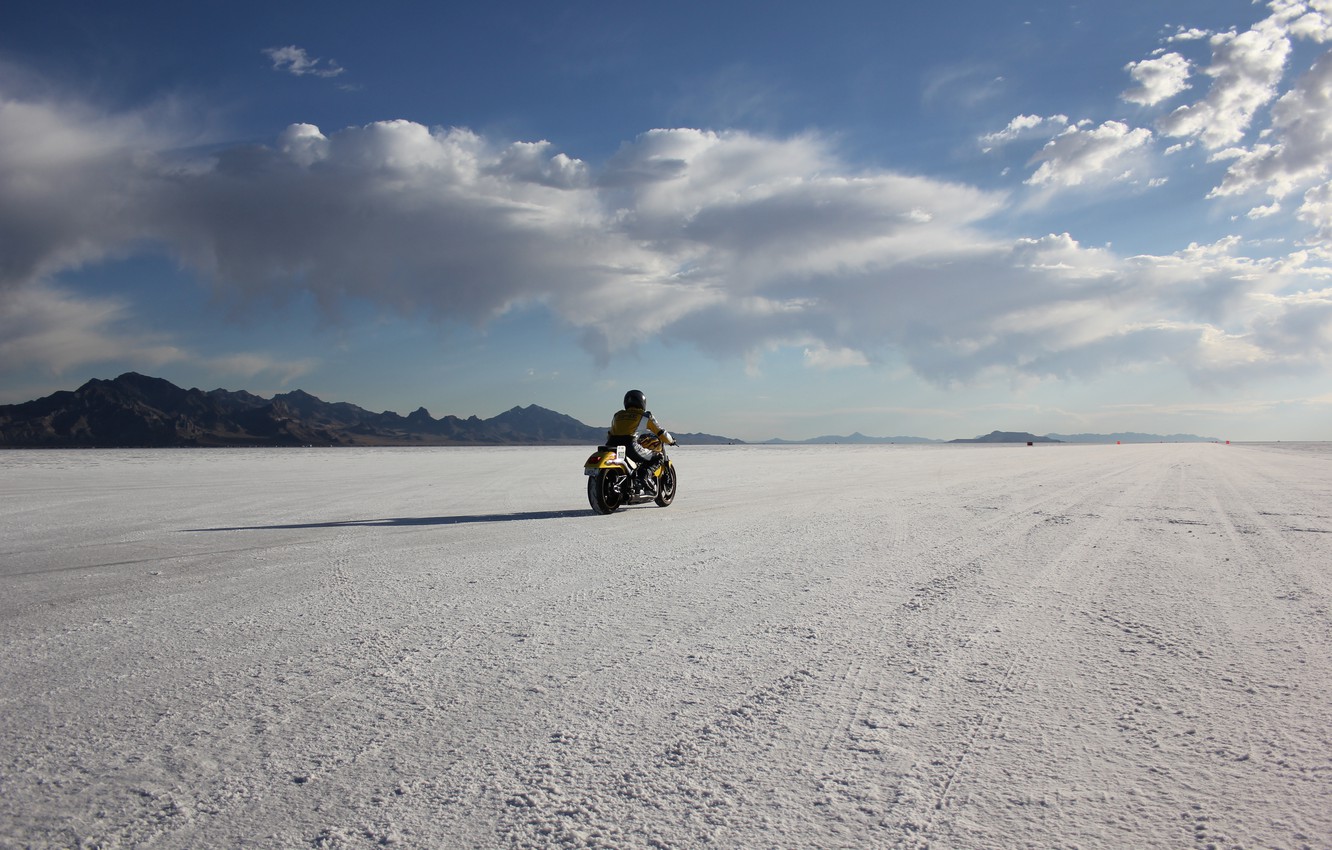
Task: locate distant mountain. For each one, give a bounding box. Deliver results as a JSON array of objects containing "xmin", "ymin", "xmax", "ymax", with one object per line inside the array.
[
  {"xmin": 1045, "ymin": 432, "xmax": 1221, "ymax": 443},
  {"xmin": 950, "ymin": 431, "xmax": 1062, "ymax": 444},
  {"xmin": 672, "ymin": 432, "xmax": 743, "ymax": 445},
  {"xmin": 947, "ymin": 430, "xmax": 1222, "ymax": 444},
  {"xmin": 0, "ymin": 374, "xmax": 1227, "ymax": 449},
  {"xmin": 764, "ymin": 432, "xmax": 942, "ymax": 445},
  {"xmin": 0, "ymin": 373, "xmax": 719, "ymax": 448},
  {"xmin": 761, "ymin": 429, "xmax": 1218, "ymax": 445}
]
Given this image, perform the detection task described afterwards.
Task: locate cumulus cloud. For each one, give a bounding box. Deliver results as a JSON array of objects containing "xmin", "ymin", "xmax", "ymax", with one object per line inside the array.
[
  {"xmin": 1250, "ymin": 289, "xmax": 1332, "ymax": 359},
  {"xmin": 1123, "ymin": 52, "xmax": 1193, "ymax": 106},
  {"xmin": 0, "ymin": 94, "xmax": 179, "ymax": 290},
  {"xmin": 1025, "ymin": 121, "xmax": 1154, "ymax": 188},
  {"xmin": 983, "ymin": 116, "xmax": 1162, "ymax": 192},
  {"xmin": 1036, "ymin": 1, "xmax": 1332, "ymax": 240},
  {"xmin": 1275, "ymin": 0, "xmax": 1332, "ymax": 42},
  {"xmin": 1156, "ymin": 12, "xmax": 1293, "ymax": 148},
  {"xmin": 1, "ymin": 79, "xmax": 1331, "ymax": 391},
  {"xmin": 979, "ymin": 114, "xmax": 1071, "ymax": 152},
  {"xmin": 1298, "ymin": 180, "xmax": 1332, "ymax": 239},
  {"xmin": 1207, "ymin": 49, "xmax": 1332, "ymax": 201},
  {"xmin": 264, "ymin": 45, "xmax": 344, "ymax": 78},
  {"xmin": 1167, "ymin": 27, "xmax": 1212, "ymax": 43}
]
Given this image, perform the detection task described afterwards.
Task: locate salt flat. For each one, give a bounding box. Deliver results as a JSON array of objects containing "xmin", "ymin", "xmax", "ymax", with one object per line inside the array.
[{"xmin": 2, "ymin": 443, "xmax": 1329, "ymax": 849}]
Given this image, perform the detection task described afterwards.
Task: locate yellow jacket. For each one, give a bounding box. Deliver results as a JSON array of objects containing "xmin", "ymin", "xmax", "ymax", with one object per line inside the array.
[{"xmin": 608, "ymin": 407, "xmax": 671, "ymax": 442}]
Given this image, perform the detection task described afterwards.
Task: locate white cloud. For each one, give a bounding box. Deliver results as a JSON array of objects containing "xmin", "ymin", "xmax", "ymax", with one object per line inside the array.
[
  {"xmin": 803, "ymin": 345, "xmax": 870, "ymax": 370},
  {"xmin": 1167, "ymin": 27, "xmax": 1212, "ymax": 43},
  {"xmin": 205, "ymin": 353, "xmax": 320, "ymax": 385},
  {"xmin": 979, "ymin": 114, "xmax": 1070, "ymax": 151},
  {"xmin": 1272, "ymin": 0, "xmax": 1332, "ymax": 41},
  {"xmin": 1025, "ymin": 121, "xmax": 1154, "ymax": 188},
  {"xmin": 278, "ymin": 123, "xmax": 329, "ymax": 167},
  {"xmin": 1207, "ymin": 50, "xmax": 1332, "ymax": 200},
  {"xmin": 0, "ymin": 94, "xmax": 181, "ymax": 290},
  {"xmin": 0, "ymin": 282, "xmax": 185, "ymax": 375},
  {"xmin": 496, "ymin": 141, "xmax": 590, "ymax": 189},
  {"xmin": 921, "ymin": 64, "xmax": 1007, "ymax": 109},
  {"xmin": 1156, "ymin": 13, "xmax": 1293, "ymax": 148},
  {"xmin": 2, "ymin": 81, "xmax": 1331, "ymax": 392},
  {"xmin": 264, "ymin": 46, "xmax": 345, "ymax": 78},
  {"xmin": 1298, "ymin": 180, "xmax": 1332, "ymax": 238},
  {"xmin": 1087, "ymin": 3, "xmax": 1332, "ymax": 244},
  {"xmin": 0, "ymin": 280, "xmax": 321, "ymax": 387},
  {"xmin": 1123, "ymin": 52, "xmax": 1193, "ymax": 106}
]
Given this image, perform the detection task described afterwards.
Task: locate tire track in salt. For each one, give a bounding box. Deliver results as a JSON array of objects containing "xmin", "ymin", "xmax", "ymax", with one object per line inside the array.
[
  {"xmin": 1136, "ymin": 450, "xmax": 1332, "ymax": 848},
  {"xmin": 707, "ymin": 450, "xmax": 1149, "ymax": 845},
  {"xmin": 889, "ymin": 452, "xmax": 1164, "ymax": 848},
  {"xmin": 894, "ymin": 447, "xmax": 1332, "ymax": 849},
  {"xmin": 1070, "ymin": 454, "xmax": 1286, "ymax": 849}
]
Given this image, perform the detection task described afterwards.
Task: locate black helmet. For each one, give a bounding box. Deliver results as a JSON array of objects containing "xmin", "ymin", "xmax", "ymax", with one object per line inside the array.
[{"xmin": 624, "ymin": 389, "xmax": 646, "ymax": 410}]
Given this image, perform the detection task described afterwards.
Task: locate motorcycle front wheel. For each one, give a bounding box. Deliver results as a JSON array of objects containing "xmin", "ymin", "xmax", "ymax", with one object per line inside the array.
[
  {"xmin": 588, "ymin": 470, "xmax": 627, "ymax": 514},
  {"xmin": 654, "ymin": 462, "xmax": 677, "ymax": 507}
]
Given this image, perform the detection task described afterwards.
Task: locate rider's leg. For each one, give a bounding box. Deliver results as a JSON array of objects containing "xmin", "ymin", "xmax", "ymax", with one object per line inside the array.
[{"xmin": 630, "ymin": 445, "xmax": 660, "ymax": 485}]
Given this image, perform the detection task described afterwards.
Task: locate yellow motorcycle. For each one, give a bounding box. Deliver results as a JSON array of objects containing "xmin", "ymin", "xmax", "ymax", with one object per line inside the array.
[{"xmin": 583, "ymin": 432, "xmax": 677, "ymax": 514}]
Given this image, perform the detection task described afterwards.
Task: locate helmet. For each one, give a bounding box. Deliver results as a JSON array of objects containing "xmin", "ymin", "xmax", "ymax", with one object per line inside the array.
[{"xmin": 624, "ymin": 389, "xmax": 646, "ymax": 410}]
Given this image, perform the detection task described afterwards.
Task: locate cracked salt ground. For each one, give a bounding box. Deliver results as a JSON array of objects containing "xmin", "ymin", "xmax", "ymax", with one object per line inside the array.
[{"xmin": 1, "ymin": 442, "xmax": 1330, "ymax": 848}]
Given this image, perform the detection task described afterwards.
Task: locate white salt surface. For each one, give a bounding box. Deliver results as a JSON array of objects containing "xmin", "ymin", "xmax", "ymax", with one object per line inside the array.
[{"xmin": 2, "ymin": 443, "xmax": 1330, "ymax": 849}]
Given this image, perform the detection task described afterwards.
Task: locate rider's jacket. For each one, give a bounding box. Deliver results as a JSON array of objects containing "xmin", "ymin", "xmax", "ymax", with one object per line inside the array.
[{"xmin": 607, "ymin": 407, "xmax": 668, "ymax": 446}]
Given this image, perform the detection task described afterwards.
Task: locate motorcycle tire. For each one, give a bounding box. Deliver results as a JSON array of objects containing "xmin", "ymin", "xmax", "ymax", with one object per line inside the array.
[
  {"xmin": 654, "ymin": 462, "xmax": 677, "ymax": 507},
  {"xmin": 588, "ymin": 469, "xmax": 627, "ymax": 514}
]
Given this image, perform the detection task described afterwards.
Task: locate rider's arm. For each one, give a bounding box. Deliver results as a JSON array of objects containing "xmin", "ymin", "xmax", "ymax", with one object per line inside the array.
[{"xmin": 644, "ymin": 412, "xmax": 677, "ymax": 444}]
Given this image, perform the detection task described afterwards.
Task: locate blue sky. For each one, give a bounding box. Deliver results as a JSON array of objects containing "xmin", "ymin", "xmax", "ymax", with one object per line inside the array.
[{"xmin": 3, "ymin": 1, "xmax": 1331, "ymax": 441}]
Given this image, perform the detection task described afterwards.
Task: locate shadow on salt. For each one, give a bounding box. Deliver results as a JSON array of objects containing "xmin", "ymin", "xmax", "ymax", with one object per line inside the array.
[{"xmin": 181, "ymin": 509, "xmax": 588, "ymax": 532}]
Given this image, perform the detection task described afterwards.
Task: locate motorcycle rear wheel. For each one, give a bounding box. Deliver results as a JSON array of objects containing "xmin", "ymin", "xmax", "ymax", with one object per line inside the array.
[
  {"xmin": 654, "ymin": 463, "xmax": 677, "ymax": 507},
  {"xmin": 588, "ymin": 470, "xmax": 627, "ymax": 514}
]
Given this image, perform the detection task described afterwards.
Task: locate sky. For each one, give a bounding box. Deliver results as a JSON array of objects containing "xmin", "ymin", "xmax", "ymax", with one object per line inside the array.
[{"xmin": 2, "ymin": 1, "xmax": 1332, "ymax": 442}]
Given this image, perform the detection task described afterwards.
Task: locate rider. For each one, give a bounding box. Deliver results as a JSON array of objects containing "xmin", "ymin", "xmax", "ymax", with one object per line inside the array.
[{"xmin": 607, "ymin": 389, "xmax": 676, "ymax": 487}]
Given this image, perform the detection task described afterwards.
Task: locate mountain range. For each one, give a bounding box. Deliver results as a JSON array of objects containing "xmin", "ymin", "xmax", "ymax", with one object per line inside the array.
[
  {"xmin": 763, "ymin": 432, "xmax": 941, "ymax": 445},
  {"xmin": 949, "ymin": 431, "xmax": 1062, "ymax": 444},
  {"xmin": 0, "ymin": 373, "xmax": 1221, "ymax": 448},
  {"xmin": 762, "ymin": 429, "xmax": 1218, "ymax": 444},
  {"xmin": 0, "ymin": 373, "xmax": 737, "ymax": 448}
]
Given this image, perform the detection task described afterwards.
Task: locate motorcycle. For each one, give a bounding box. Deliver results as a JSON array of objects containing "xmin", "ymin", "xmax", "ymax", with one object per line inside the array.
[{"xmin": 584, "ymin": 432, "xmax": 677, "ymax": 514}]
